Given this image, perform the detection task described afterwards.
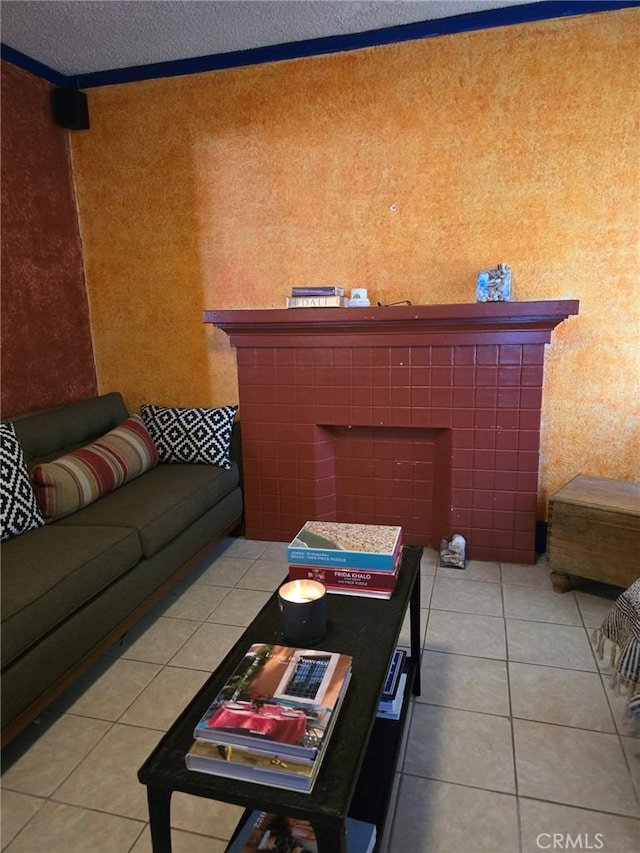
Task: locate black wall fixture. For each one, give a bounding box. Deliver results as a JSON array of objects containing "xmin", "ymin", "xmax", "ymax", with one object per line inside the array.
[{"xmin": 52, "ymin": 87, "xmax": 89, "ymax": 130}]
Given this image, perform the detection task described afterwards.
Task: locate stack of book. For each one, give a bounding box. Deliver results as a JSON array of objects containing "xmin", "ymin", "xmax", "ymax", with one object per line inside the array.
[
  {"xmin": 287, "ymin": 521, "xmax": 403, "ymax": 599},
  {"xmin": 226, "ymin": 810, "xmax": 376, "ymax": 853},
  {"xmin": 376, "ymin": 648, "xmax": 408, "ymax": 721},
  {"xmin": 185, "ymin": 642, "xmax": 352, "ymax": 793},
  {"xmin": 286, "ymin": 286, "xmax": 347, "ymax": 308}
]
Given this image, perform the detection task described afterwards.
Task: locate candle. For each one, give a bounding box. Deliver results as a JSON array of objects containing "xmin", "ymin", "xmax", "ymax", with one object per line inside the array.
[{"xmin": 278, "ymin": 580, "xmax": 327, "ymax": 646}]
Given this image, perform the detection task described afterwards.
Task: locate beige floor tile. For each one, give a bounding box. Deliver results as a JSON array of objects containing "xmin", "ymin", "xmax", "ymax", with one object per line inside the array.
[
  {"xmin": 53, "ymin": 723, "xmax": 161, "ymax": 820},
  {"xmin": 193, "ymin": 556, "xmax": 255, "ymax": 587},
  {"xmin": 503, "ymin": 584, "xmax": 582, "ymax": 625},
  {"xmin": 154, "ymin": 582, "xmax": 230, "ymax": 621},
  {"xmin": 169, "ymin": 622, "xmax": 245, "ymax": 670},
  {"xmin": 398, "ymin": 607, "xmax": 427, "ymax": 648},
  {"xmin": 418, "ymin": 572, "xmax": 434, "ymax": 607},
  {"xmin": 607, "ymin": 688, "xmax": 640, "ymax": 739},
  {"xmin": 1, "ymin": 714, "xmax": 111, "ymax": 798},
  {"xmin": 51, "ymin": 657, "xmax": 161, "ymax": 720},
  {"xmin": 621, "ymin": 736, "xmax": 640, "ymax": 796},
  {"xmin": 260, "ymin": 541, "xmax": 289, "ymax": 561},
  {"xmin": 519, "ymin": 798, "xmax": 640, "ymax": 853},
  {"xmin": 236, "ymin": 559, "xmax": 287, "ymax": 592},
  {"xmin": 0, "ymin": 790, "xmax": 44, "ymax": 850},
  {"xmin": 119, "ymin": 666, "xmax": 210, "ymax": 730},
  {"xmin": 404, "ymin": 704, "xmax": 515, "ymax": 793},
  {"xmin": 514, "ymin": 719, "xmax": 639, "ymax": 817},
  {"xmin": 171, "ymin": 792, "xmax": 245, "ymax": 839},
  {"xmin": 388, "ymin": 776, "xmax": 519, "ymax": 852},
  {"xmin": 431, "ymin": 576, "xmax": 504, "ymax": 616},
  {"xmin": 575, "ymin": 589, "xmax": 619, "ymax": 629},
  {"xmin": 425, "ymin": 610, "xmax": 506, "ymax": 660},
  {"xmin": 501, "ymin": 562, "xmax": 554, "ymax": 588},
  {"xmin": 130, "ymin": 825, "xmax": 228, "ymax": 853},
  {"xmin": 206, "ymin": 587, "xmax": 272, "ymax": 626},
  {"xmin": 106, "ymin": 615, "xmax": 200, "ymax": 663},
  {"xmin": 220, "ymin": 538, "xmax": 271, "ymax": 560},
  {"xmin": 509, "ymin": 662, "xmax": 617, "ymax": 731},
  {"xmin": 3, "ymin": 801, "xmax": 144, "ymax": 853},
  {"xmin": 420, "ymin": 548, "xmax": 438, "ymax": 574},
  {"xmin": 437, "ymin": 559, "xmax": 501, "ymax": 583},
  {"xmin": 417, "ymin": 650, "xmax": 510, "ymax": 716},
  {"xmin": 506, "ymin": 619, "xmax": 597, "ymax": 671}
]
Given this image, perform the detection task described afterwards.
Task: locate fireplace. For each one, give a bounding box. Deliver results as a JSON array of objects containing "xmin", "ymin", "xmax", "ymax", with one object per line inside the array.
[{"xmin": 205, "ymin": 301, "xmax": 578, "ymax": 564}]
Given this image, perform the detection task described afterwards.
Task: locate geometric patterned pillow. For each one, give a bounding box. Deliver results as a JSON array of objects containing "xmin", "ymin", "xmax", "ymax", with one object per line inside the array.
[
  {"xmin": 0, "ymin": 422, "xmax": 45, "ymax": 541},
  {"xmin": 30, "ymin": 414, "xmax": 159, "ymax": 522},
  {"xmin": 140, "ymin": 403, "xmax": 238, "ymax": 469}
]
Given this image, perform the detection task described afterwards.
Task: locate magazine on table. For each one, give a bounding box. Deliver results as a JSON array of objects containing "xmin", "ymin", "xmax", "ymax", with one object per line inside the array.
[
  {"xmin": 225, "ymin": 809, "xmax": 376, "ymax": 853},
  {"xmin": 193, "ymin": 643, "xmax": 352, "ymax": 761}
]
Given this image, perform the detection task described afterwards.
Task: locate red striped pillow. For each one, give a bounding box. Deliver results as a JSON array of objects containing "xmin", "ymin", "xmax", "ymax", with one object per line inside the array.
[{"xmin": 31, "ymin": 415, "xmax": 159, "ymax": 521}]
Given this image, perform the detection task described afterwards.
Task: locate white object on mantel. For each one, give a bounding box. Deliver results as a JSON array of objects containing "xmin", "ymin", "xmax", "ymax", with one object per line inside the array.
[{"xmin": 349, "ymin": 288, "xmax": 370, "ymax": 307}]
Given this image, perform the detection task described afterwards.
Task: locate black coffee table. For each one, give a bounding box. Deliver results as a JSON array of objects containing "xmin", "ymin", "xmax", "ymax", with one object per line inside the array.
[{"xmin": 138, "ymin": 543, "xmax": 423, "ymax": 853}]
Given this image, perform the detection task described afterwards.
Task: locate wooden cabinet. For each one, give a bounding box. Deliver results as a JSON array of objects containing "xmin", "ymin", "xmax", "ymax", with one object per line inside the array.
[{"xmin": 547, "ymin": 475, "xmax": 640, "ymax": 592}]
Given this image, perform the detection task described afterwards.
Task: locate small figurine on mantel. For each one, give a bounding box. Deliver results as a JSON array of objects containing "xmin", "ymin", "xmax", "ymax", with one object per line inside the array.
[
  {"xmin": 439, "ymin": 534, "xmax": 467, "ymax": 569},
  {"xmin": 476, "ymin": 263, "xmax": 513, "ymax": 302}
]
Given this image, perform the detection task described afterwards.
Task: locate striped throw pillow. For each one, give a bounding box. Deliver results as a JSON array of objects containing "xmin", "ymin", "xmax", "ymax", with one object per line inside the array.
[{"xmin": 31, "ymin": 414, "xmax": 159, "ymax": 521}]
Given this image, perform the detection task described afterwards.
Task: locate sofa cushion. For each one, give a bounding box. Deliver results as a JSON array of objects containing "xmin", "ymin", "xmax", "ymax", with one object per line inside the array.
[
  {"xmin": 31, "ymin": 415, "xmax": 158, "ymax": 522},
  {"xmin": 11, "ymin": 392, "xmax": 130, "ymax": 469},
  {"xmin": 0, "ymin": 423, "xmax": 45, "ymax": 542},
  {"xmin": 57, "ymin": 461, "xmax": 240, "ymax": 558},
  {"xmin": 140, "ymin": 403, "xmax": 238, "ymax": 469},
  {"xmin": 1, "ymin": 523, "xmax": 142, "ymax": 668}
]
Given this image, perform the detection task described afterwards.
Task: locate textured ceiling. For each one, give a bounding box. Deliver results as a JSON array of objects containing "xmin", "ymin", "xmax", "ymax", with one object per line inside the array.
[{"xmin": 1, "ymin": 0, "xmax": 543, "ymax": 76}]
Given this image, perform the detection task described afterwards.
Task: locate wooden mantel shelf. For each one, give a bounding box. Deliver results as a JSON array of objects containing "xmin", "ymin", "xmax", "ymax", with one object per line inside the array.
[{"xmin": 204, "ymin": 300, "xmax": 579, "ymax": 347}]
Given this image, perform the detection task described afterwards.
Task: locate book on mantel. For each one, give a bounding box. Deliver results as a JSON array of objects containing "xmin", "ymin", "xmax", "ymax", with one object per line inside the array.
[
  {"xmin": 288, "ymin": 521, "xmax": 403, "ymax": 571},
  {"xmin": 291, "ymin": 286, "xmax": 345, "ymax": 296},
  {"xmin": 286, "ymin": 295, "xmax": 348, "ymax": 308},
  {"xmin": 191, "ymin": 643, "xmax": 352, "ymax": 762},
  {"xmin": 225, "ymin": 810, "xmax": 376, "ymax": 853}
]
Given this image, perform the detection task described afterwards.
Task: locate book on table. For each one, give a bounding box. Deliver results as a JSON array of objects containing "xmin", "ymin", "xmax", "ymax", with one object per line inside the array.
[
  {"xmin": 192, "ymin": 643, "xmax": 352, "ymax": 762},
  {"xmin": 185, "ymin": 739, "xmax": 321, "ymax": 792},
  {"xmin": 225, "ymin": 809, "xmax": 376, "ymax": 853},
  {"xmin": 288, "ymin": 521, "xmax": 403, "ymax": 571},
  {"xmin": 289, "ymin": 553, "xmax": 401, "ymax": 598},
  {"xmin": 380, "ymin": 648, "xmax": 406, "ymax": 704},
  {"xmin": 376, "ymin": 673, "xmax": 407, "ymax": 721}
]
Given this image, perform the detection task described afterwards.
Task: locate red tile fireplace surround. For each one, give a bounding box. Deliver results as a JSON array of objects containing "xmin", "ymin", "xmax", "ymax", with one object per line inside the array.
[{"xmin": 206, "ymin": 301, "xmax": 578, "ymax": 564}]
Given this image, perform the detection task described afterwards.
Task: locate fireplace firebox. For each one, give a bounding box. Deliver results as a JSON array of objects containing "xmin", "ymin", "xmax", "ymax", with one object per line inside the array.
[{"xmin": 205, "ymin": 301, "xmax": 578, "ymax": 564}]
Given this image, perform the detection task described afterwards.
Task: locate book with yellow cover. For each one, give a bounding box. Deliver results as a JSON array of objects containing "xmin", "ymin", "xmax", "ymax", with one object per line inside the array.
[{"xmin": 185, "ymin": 739, "xmax": 321, "ymax": 792}]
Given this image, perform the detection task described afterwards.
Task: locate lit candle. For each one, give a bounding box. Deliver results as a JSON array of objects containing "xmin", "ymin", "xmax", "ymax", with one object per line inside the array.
[{"xmin": 278, "ymin": 580, "xmax": 327, "ymax": 646}]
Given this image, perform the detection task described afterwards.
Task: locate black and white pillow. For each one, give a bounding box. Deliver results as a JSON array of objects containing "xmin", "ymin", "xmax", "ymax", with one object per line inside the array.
[
  {"xmin": 1, "ymin": 422, "xmax": 45, "ymax": 541},
  {"xmin": 140, "ymin": 404, "xmax": 238, "ymax": 469}
]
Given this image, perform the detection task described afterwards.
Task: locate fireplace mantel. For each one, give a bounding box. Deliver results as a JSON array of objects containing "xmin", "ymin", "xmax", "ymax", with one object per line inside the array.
[
  {"xmin": 205, "ymin": 300, "xmax": 579, "ymax": 563},
  {"xmin": 204, "ymin": 301, "xmax": 579, "ymax": 347}
]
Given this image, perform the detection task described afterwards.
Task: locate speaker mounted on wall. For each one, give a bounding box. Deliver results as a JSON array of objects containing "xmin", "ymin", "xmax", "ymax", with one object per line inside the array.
[{"xmin": 52, "ymin": 88, "xmax": 90, "ymax": 131}]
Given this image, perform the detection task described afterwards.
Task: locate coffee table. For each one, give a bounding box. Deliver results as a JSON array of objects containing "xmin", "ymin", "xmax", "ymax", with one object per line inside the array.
[{"xmin": 138, "ymin": 543, "xmax": 423, "ymax": 853}]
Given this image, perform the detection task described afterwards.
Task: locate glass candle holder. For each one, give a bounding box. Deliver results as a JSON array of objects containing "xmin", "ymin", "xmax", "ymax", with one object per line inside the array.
[{"xmin": 278, "ymin": 579, "xmax": 327, "ymax": 646}]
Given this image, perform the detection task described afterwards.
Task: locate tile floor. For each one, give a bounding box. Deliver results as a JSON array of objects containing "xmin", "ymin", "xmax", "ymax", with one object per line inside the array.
[{"xmin": 1, "ymin": 537, "xmax": 638, "ymax": 853}]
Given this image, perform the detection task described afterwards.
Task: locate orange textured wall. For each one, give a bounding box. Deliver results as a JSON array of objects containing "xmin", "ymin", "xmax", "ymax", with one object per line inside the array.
[{"xmin": 71, "ymin": 9, "xmax": 639, "ymax": 515}]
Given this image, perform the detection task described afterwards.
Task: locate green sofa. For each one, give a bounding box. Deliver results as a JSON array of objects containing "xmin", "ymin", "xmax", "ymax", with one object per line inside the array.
[{"xmin": 1, "ymin": 392, "xmax": 243, "ymax": 746}]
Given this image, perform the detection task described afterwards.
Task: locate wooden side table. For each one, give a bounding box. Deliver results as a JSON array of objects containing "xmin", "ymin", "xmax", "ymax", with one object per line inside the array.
[{"xmin": 547, "ymin": 475, "xmax": 640, "ymax": 593}]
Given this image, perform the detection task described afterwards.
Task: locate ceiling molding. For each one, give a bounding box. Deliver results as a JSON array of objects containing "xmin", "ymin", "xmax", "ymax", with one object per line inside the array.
[{"xmin": 1, "ymin": 0, "xmax": 638, "ymax": 90}]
